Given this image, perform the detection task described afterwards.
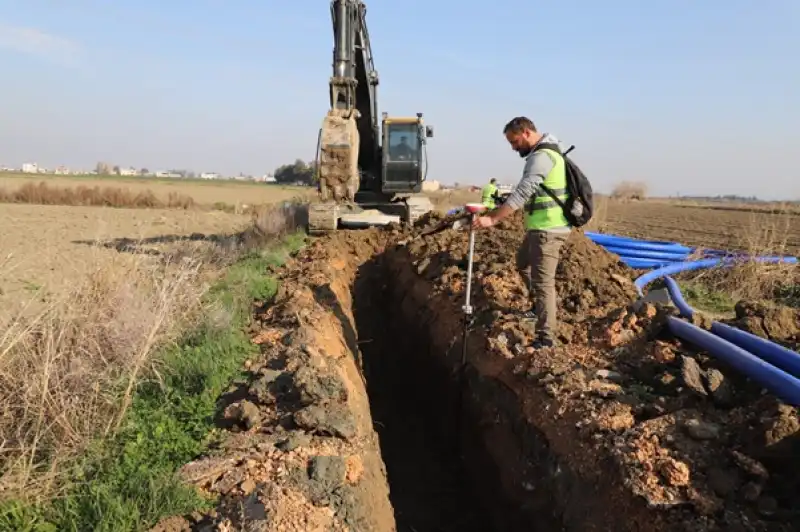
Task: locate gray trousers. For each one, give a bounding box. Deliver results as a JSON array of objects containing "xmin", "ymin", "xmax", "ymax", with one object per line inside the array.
[{"xmin": 515, "ymin": 230, "xmax": 569, "ymax": 342}]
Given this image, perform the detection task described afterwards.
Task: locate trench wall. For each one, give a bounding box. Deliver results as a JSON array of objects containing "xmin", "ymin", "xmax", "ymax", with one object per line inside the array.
[{"xmin": 379, "ymin": 244, "xmax": 686, "ymax": 531}]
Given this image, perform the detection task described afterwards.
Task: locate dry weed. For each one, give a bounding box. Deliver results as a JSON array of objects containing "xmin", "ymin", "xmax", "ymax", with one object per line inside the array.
[
  {"xmin": 0, "ymin": 200, "xmax": 309, "ymax": 501},
  {"xmin": 0, "ymin": 251, "xmax": 204, "ymax": 500},
  {"xmin": 585, "ymin": 195, "xmax": 609, "ymax": 232},
  {"xmin": 0, "ymin": 181, "xmax": 195, "ymax": 209},
  {"xmin": 687, "ymin": 207, "xmax": 797, "ymax": 302}
]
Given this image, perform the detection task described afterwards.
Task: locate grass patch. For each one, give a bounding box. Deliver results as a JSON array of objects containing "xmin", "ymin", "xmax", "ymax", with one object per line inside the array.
[
  {"xmin": 0, "ymin": 232, "xmax": 305, "ymax": 532},
  {"xmin": 678, "ymin": 281, "xmax": 736, "ymax": 314}
]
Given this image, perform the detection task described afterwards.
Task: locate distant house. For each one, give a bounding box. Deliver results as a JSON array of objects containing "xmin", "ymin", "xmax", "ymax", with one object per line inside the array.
[
  {"xmin": 21, "ymin": 163, "xmax": 38, "ymax": 173},
  {"xmin": 200, "ymin": 172, "xmax": 220, "ymax": 180},
  {"xmin": 118, "ymin": 167, "xmax": 137, "ymax": 176}
]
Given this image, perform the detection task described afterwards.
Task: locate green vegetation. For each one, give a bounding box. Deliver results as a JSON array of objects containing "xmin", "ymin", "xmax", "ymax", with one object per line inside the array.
[
  {"xmin": 679, "ymin": 281, "xmax": 736, "ymax": 314},
  {"xmin": 0, "ymin": 232, "xmax": 306, "ymax": 532}
]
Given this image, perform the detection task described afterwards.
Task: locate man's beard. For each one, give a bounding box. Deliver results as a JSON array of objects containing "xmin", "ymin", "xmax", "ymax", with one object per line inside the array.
[{"xmin": 516, "ymin": 145, "xmax": 532, "ymax": 158}]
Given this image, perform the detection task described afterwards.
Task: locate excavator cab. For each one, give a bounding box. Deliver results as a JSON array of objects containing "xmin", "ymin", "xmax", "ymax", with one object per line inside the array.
[{"xmin": 381, "ymin": 113, "xmax": 433, "ymax": 194}]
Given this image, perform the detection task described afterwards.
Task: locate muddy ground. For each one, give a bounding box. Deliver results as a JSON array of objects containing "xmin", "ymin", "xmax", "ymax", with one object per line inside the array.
[{"xmin": 153, "ymin": 211, "xmax": 799, "ymax": 531}]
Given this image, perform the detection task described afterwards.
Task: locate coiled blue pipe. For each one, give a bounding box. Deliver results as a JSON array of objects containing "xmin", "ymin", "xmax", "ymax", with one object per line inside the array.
[
  {"xmin": 587, "ymin": 230, "xmax": 799, "ymax": 405},
  {"xmin": 666, "ymin": 317, "xmax": 800, "ymax": 405},
  {"xmin": 662, "ymin": 276, "xmax": 800, "ymax": 378},
  {"xmin": 603, "ymin": 245, "xmax": 690, "ymax": 261}
]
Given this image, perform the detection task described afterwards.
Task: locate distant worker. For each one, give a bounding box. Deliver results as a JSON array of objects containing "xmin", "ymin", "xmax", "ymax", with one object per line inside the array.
[
  {"xmin": 481, "ymin": 178, "xmax": 500, "ymax": 209},
  {"xmin": 472, "ymin": 116, "xmax": 573, "ymax": 349},
  {"xmin": 390, "ymin": 136, "xmax": 414, "ymax": 160}
]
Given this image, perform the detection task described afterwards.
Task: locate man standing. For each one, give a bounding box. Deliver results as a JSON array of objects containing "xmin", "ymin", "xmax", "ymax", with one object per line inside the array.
[
  {"xmin": 472, "ymin": 116, "xmax": 571, "ymax": 349},
  {"xmin": 481, "ymin": 178, "xmax": 499, "ymax": 209}
]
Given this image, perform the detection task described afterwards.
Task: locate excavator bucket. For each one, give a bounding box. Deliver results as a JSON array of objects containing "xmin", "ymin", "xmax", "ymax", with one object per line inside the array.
[{"xmin": 318, "ymin": 110, "xmax": 360, "ymax": 202}]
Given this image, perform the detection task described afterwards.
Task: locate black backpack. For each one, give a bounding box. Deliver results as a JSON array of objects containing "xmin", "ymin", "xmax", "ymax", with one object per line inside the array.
[{"xmin": 533, "ymin": 142, "xmax": 594, "ymax": 227}]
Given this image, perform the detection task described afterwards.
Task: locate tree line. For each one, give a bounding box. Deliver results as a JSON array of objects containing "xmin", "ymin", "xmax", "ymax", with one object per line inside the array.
[
  {"xmin": 93, "ymin": 159, "xmax": 319, "ymax": 185},
  {"xmin": 272, "ymin": 159, "xmax": 317, "ymax": 185}
]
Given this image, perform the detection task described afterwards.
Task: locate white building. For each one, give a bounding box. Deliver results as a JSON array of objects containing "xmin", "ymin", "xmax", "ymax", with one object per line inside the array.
[
  {"xmin": 200, "ymin": 172, "xmax": 220, "ymax": 179},
  {"xmin": 21, "ymin": 163, "xmax": 38, "ymax": 173},
  {"xmin": 118, "ymin": 167, "xmax": 137, "ymax": 176}
]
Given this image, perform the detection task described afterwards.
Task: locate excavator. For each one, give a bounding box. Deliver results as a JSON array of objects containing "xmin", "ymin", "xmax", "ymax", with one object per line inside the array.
[{"xmin": 307, "ymin": 0, "xmax": 435, "ymax": 235}]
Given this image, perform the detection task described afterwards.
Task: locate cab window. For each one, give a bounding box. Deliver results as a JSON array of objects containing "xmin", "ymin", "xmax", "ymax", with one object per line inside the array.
[{"xmin": 387, "ymin": 125, "xmax": 419, "ymax": 162}]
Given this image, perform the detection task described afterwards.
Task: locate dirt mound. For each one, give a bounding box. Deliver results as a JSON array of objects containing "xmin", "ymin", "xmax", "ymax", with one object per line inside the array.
[{"xmin": 400, "ymin": 211, "xmax": 637, "ymax": 344}]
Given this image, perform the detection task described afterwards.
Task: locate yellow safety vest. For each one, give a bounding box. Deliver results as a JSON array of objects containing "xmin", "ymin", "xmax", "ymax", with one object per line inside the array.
[
  {"xmin": 524, "ymin": 149, "xmax": 569, "ymax": 230},
  {"xmin": 481, "ymin": 183, "xmax": 498, "ymax": 208}
]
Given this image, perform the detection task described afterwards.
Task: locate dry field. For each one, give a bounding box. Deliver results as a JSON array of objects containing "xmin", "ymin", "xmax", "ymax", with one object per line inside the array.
[
  {"xmin": 429, "ymin": 189, "xmax": 800, "ymax": 256},
  {"xmin": 599, "ymin": 199, "xmax": 800, "ymax": 255},
  {"xmin": 0, "ymin": 174, "xmax": 313, "ymax": 207},
  {"xmin": 0, "ymin": 177, "xmax": 310, "ymax": 317}
]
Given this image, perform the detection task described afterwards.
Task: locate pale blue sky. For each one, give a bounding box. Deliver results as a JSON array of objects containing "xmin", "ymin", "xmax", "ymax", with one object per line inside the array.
[{"xmin": 0, "ymin": 1, "xmax": 797, "ymax": 198}]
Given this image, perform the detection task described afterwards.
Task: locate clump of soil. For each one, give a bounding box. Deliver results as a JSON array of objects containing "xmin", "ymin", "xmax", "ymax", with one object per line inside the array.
[{"xmin": 726, "ymin": 300, "xmax": 799, "ymax": 350}]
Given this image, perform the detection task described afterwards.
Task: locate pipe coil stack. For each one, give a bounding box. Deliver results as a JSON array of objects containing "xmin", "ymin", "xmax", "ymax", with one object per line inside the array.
[{"xmin": 584, "ymin": 231, "xmax": 800, "ymax": 405}]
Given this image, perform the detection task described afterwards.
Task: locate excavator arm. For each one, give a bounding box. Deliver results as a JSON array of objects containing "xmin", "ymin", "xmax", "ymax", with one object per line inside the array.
[{"xmin": 317, "ymin": 0, "xmax": 380, "ymax": 202}]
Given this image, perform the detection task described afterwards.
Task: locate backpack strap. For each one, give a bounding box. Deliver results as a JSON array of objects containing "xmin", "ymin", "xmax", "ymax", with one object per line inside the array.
[{"xmin": 531, "ymin": 142, "xmax": 575, "ymax": 208}]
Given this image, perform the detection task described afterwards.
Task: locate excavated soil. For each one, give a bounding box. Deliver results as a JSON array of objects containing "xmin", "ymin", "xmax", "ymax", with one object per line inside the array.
[
  {"xmin": 154, "ymin": 211, "xmax": 800, "ymax": 531},
  {"xmin": 725, "ymin": 301, "xmax": 799, "ymax": 352}
]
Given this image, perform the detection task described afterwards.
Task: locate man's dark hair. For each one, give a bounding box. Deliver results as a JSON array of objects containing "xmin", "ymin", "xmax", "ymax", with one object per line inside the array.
[
  {"xmin": 503, "ymin": 116, "xmax": 537, "ymax": 134},
  {"xmin": 490, "ymin": 178, "xmax": 497, "ymax": 184}
]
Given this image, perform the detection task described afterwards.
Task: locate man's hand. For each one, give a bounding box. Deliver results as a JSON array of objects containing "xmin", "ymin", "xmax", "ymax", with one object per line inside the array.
[
  {"xmin": 473, "ymin": 203, "xmax": 513, "ymax": 229},
  {"xmin": 472, "ymin": 215, "xmax": 494, "ymax": 229}
]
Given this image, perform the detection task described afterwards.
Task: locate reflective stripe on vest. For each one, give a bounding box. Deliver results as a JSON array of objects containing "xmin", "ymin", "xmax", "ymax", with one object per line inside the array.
[
  {"xmin": 524, "ymin": 149, "xmax": 570, "ymax": 230},
  {"xmin": 481, "ymin": 183, "xmax": 497, "ymax": 208}
]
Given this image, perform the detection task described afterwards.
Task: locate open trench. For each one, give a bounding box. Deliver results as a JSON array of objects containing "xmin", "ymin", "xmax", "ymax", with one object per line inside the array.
[{"xmin": 351, "ymin": 250, "xmax": 563, "ymax": 531}]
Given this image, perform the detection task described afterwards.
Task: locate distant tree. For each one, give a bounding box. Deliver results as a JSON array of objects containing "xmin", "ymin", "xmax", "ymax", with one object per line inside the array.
[
  {"xmin": 112, "ymin": 165, "xmax": 121, "ymax": 175},
  {"xmin": 95, "ymin": 162, "xmax": 110, "ymax": 175},
  {"xmin": 273, "ymin": 159, "xmax": 317, "ymax": 185},
  {"xmin": 140, "ymin": 168, "xmax": 149, "ymax": 175},
  {"xmin": 611, "ymin": 181, "xmax": 648, "ymax": 201}
]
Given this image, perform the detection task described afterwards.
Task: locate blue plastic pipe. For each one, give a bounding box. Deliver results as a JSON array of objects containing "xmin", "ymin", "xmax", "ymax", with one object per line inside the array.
[
  {"xmin": 586, "ymin": 233, "xmax": 693, "ymax": 254},
  {"xmin": 603, "ymin": 245, "xmax": 691, "ymax": 260},
  {"xmin": 586, "ymin": 230, "xmax": 800, "ymax": 404},
  {"xmin": 633, "ymin": 258, "xmax": 724, "ymax": 294},
  {"xmin": 622, "ymin": 257, "xmax": 675, "ymax": 269},
  {"xmin": 663, "ymin": 276, "xmax": 800, "ymax": 378},
  {"xmin": 667, "ymin": 317, "xmax": 800, "ymax": 405}
]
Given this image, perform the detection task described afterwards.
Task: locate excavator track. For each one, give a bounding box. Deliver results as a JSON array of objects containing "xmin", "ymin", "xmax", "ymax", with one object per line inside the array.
[{"xmin": 308, "ymin": 202, "xmax": 340, "ymax": 235}]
